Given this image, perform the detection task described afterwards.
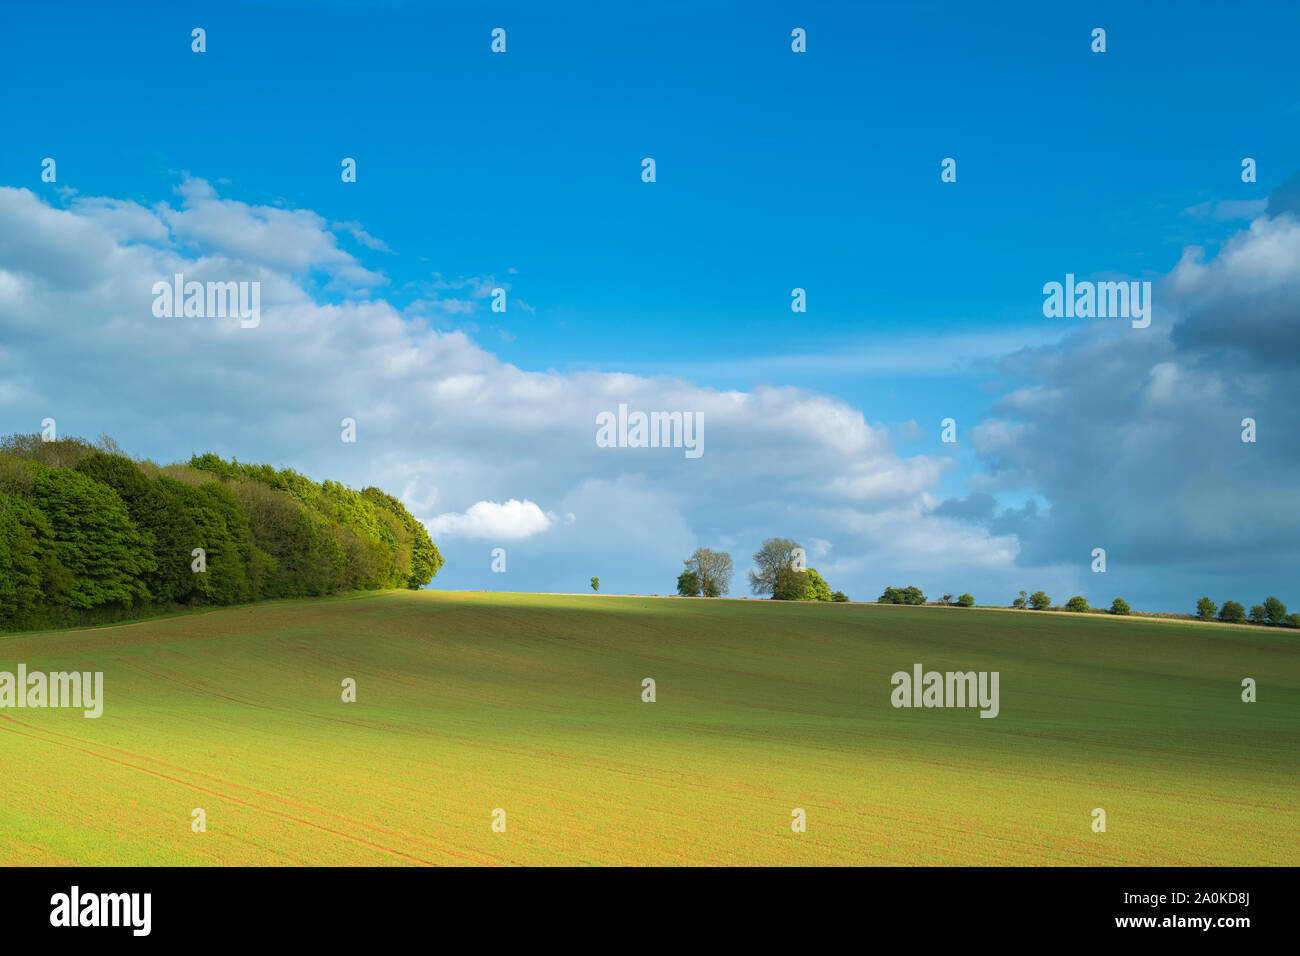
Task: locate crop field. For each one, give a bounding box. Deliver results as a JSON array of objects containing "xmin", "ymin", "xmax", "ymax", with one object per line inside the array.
[{"xmin": 1, "ymin": 591, "xmax": 1296, "ymax": 866}]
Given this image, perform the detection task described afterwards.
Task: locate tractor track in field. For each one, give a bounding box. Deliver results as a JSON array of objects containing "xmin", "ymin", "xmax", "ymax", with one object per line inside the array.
[
  {"xmin": 114, "ymin": 656, "xmax": 416, "ymax": 734},
  {"xmin": 116, "ymin": 656, "xmax": 266, "ymax": 707}
]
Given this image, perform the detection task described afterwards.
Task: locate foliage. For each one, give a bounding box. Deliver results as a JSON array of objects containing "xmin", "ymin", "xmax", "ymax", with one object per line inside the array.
[
  {"xmin": 773, "ymin": 566, "xmax": 811, "ymax": 601},
  {"xmin": 803, "ymin": 568, "xmax": 832, "ymax": 602},
  {"xmin": 748, "ymin": 538, "xmax": 801, "ymax": 596},
  {"xmin": 1218, "ymin": 600, "xmax": 1246, "ymax": 624},
  {"xmin": 684, "ymin": 548, "xmax": 733, "ymax": 597},
  {"xmin": 879, "ymin": 585, "xmax": 925, "ymax": 605},
  {"xmin": 1263, "ymin": 595, "xmax": 1287, "ymax": 625},
  {"xmin": 0, "ymin": 434, "xmax": 443, "ymax": 631}
]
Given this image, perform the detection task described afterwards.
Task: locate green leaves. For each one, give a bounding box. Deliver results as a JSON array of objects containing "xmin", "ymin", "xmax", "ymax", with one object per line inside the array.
[
  {"xmin": 0, "ymin": 436, "xmax": 445, "ymax": 631},
  {"xmin": 775, "ymin": 567, "xmax": 833, "ymax": 602},
  {"xmin": 879, "ymin": 585, "xmax": 926, "ymax": 605},
  {"xmin": 21, "ymin": 464, "xmax": 152, "ymax": 610},
  {"xmin": 683, "ymin": 548, "xmax": 733, "ymax": 598}
]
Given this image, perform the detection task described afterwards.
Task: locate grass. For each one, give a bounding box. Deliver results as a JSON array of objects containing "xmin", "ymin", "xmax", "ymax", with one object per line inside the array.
[{"xmin": 1, "ymin": 590, "xmax": 1295, "ymax": 865}]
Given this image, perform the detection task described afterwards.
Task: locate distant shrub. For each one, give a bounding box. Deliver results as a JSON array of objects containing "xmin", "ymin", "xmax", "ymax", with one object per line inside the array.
[
  {"xmin": 1109, "ymin": 597, "xmax": 1130, "ymax": 615},
  {"xmin": 1284, "ymin": 613, "xmax": 1300, "ymax": 629},
  {"xmin": 1064, "ymin": 595, "xmax": 1089, "ymax": 613},
  {"xmin": 804, "ymin": 568, "xmax": 832, "ymax": 602},
  {"xmin": 831, "ymin": 591, "xmax": 849, "ymax": 603},
  {"xmin": 1195, "ymin": 596, "xmax": 1217, "ymax": 620},
  {"xmin": 879, "ymin": 585, "xmax": 926, "ymax": 605},
  {"xmin": 772, "ymin": 567, "xmax": 836, "ymax": 602},
  {"xmin": 1218, "ymin": 601, "xmax": 1246, "ymax": 623},
  {"xmin": 956, "ymin": 593, "xmax": 974, "ymax": 607},
  {"xmin": 1029, "ymin": 591, "xmax": 1052, "ymax": 611},
  {"xmin": 1249, "ymin": 604, "xmax": 1268, "ymax": 625}
]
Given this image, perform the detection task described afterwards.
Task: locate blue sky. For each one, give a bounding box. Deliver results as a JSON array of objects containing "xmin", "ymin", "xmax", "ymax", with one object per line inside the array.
[{"xmin": 2, "ymin": 0, "xmax": 1298, "ymax": 612}]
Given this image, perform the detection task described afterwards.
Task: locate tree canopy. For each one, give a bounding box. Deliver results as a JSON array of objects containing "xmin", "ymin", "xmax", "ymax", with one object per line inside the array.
[
  {"xmin": 684, "ymin": 548, "xmax": 733, "ymax": 597},
  {"xmin": 748, "ymin": 538, "xmax": 800, "ymax": 596},
  {"xmin": 879, "ymin": 585, "xmax": 925, "ymax": 605},
  {"xmin": 0, "ymin": 434, "xmax": 443, "ymax": 631}
]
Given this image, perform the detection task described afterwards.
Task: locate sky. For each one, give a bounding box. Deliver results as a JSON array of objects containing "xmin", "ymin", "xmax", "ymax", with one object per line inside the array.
[{"xmin": 1, "ymin": 0, "xmax": 1298, "ymax": 612}]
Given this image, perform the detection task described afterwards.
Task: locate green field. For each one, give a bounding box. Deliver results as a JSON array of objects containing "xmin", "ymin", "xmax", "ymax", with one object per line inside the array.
[{"xmin": 1, "ymin": 591, "xmax": 1296, "ymax": 865}]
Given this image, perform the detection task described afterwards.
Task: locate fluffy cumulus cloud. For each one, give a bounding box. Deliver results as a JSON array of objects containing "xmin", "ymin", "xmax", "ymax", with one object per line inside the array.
[
  {"xmin": 0, "ymin": 180, "xmax": 1020, "ymax": 599},
  {"xmin": 430, "ymin": 499, "xmax": 556, "ymax": 540}
]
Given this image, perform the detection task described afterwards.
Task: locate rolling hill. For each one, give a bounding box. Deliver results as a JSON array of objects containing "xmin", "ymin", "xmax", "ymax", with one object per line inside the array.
[{"xmin": 1, "ymin": 591, "xmax": 1295, "ymax": 865}]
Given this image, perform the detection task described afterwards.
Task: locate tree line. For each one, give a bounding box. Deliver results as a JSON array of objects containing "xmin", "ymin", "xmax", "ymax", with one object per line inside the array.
[
  {"xmin": 867, "ymin": 584, "xmax": 1298, "ymax": 628},
  {"xmin": 1005, "ymin": 589, "xmax": 1298, "ymax": 626},
  {"xmin": 1010, "ymin": 590, "xmax": 1129, "ymax": 614},
  {"xmin": 667, "ymin": 545, "xmax": 1296, "ymax": 627},
  {"xmin": 0, "ymin": 434, "xmax": 443, "ymax": 631},
  {"xmin": 1194, "ymin": 595, "xmax": 1296, "ymax": 627}
]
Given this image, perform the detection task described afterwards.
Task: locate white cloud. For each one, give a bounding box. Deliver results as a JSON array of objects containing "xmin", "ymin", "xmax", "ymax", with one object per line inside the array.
[
  {"xmin": 154, "ymin": 177, "xmax": 387, "ymax": 288},
  {"xmin": 429, "ymin": 499, "xmax": 555, "ymax": 540}
]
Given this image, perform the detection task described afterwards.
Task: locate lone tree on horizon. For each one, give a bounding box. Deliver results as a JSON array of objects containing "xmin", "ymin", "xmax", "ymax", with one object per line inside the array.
[
  {"xmin": 684, "ymin": 548, "xmax": 733, "ymax": 597},
  {"xmin": 749, "ymin": 538, "xmax": 801, "ymax": 597},
  {"xmin": 590, "ymin": 576, "xmax": 599, "ymax": 592}
]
